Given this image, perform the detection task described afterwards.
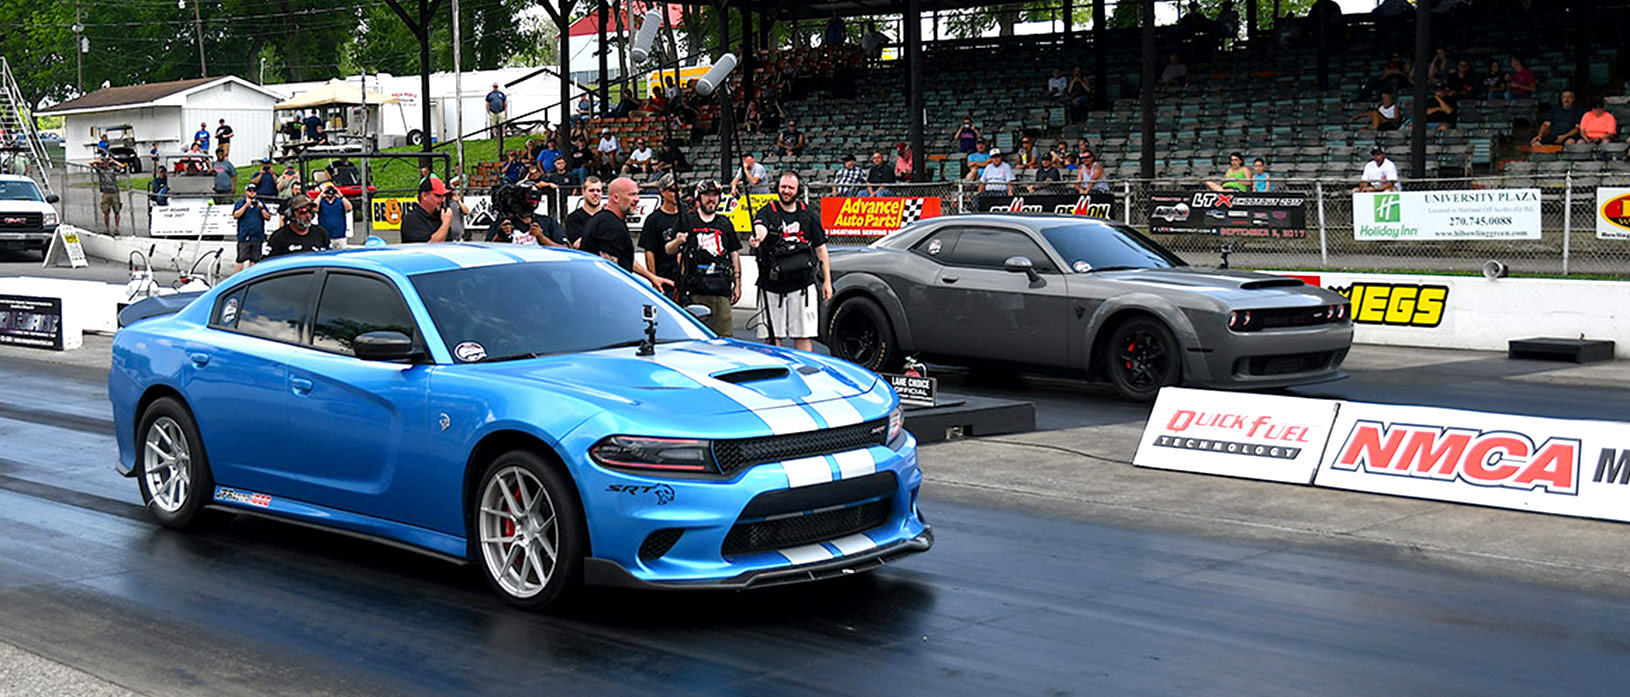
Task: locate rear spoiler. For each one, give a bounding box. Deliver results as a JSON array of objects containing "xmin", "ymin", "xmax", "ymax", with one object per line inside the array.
[{"xmin": 118, "ymin": 292, "xmax": 206, "ymax": 328}]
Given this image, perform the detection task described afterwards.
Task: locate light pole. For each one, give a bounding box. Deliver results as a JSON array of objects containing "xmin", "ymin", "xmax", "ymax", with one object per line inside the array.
[{"xmin": 179, "ymin": 0, "xmax": 206, "ymax": 77}]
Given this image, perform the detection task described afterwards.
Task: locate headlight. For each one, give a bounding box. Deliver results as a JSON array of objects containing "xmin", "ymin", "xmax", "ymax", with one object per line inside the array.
[
  {"xmin": 590, "ymin": 435, "xmax": 715, "ymax": 474},
  {"xmin": 888, "ymin": 406, "xmax": 904, "ymax": 443},
  {"xmin": 42, "ymin": 211, "xmax": 58, "ymax": 226}
]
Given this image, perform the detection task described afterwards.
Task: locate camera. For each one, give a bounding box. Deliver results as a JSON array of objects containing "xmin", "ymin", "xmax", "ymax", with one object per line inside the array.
[{"xmin": 489, "ymin": 181, "xmax": 543, "ymax": 220}]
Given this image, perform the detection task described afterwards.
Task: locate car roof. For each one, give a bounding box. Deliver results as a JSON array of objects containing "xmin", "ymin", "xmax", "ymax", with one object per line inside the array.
[
  {"xmin": 922, "ymin": 213, "xmax": 1117, "ymax": 227},
  {"xmin": 251, "ymin": 243, "xmax": 598, "ymax": 279},
  {"xmin": 0, "ymin": 174, "xmax": 39, "ymax": 183}
]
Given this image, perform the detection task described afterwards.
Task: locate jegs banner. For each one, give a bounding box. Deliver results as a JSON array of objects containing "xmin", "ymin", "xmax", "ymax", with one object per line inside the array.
[
  {"xmin": 1147, "ymin": 190, "xmax": 1307, "ymax": 238},
  {"xmin": 972, "ymin": 193, "xmax": 1115, "ymax": 219},
  {"xmin": 820, "ymin": 197, "xmax": 942, "ymax": 237},
  {"xmin": 1353, "ymin": 190, "xmax": 1542, "ymax": 241}
]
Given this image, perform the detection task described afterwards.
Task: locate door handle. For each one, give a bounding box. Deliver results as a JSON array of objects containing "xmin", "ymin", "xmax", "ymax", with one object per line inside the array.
[
  {"xmin": 189, "ymin": 353, "xmax": 210, "ymax": 367},
  {"xmin": 942, "ymin": 275, "xmax": 960, "ymax": 284},
  {"xmin": 290, "ymin": 377, "xmax": 314, "ymax": 396}
]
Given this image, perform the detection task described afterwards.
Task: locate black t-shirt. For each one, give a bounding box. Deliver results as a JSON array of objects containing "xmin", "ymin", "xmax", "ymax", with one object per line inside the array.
[
  {"xmin": 580, "ymin": 210, "xmax": 636, "ymax": 271},
  {"xmin": 638, "ymin": 207, "xmax": 685, "ymax": 282},
  {"xmin": 867, "ymin": 163, "xmax": 896, "ymax": 185},
  {"xmin": 1427, "ymin": 95, "xmax": 1459, "ymax": 124},
  {"xmin": 1549, "ymin": 104, "xmax": 1586, "ymax": 132},
  {"xmin": 488, "ymin": 215, "xmax": 565, "ymax": 245},
  {"xmin": 1036, "ymin": 166, "xmax": 1062, "ymax": 182},
  {"xmin": 569, "ymin": 146, "xmax": 593, "ymax": 169},
  {"xmin": 267, "ymin": 223, "xmax": 331, "ymax": 257},
  {"xmin": 400, "ymin": 202, "xmax": 443, "ymax": 243},
  {"xmin": 681, "ymin": 213, "xmax": 742, "ymax": 284},
  {"xmin": 565, "ymin": 206, "xmax": 599, "ymax": 245},
  {"xmin": 1445, "ymin": 71, "xmax": 1475, "ymax": 96},
  {"xmin": 216, "ymin": 125, "xmax": 233, "ymax": 142}
]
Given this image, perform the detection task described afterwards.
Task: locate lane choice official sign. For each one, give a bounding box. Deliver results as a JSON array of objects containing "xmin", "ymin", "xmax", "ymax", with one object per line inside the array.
[
  {"xmin": 1315, "ymin": 402, "xmax": 1630, "ymax": 523},
  {"xmin": 1134, "ymin": 387, "xmax": 1341, "ymax": 484},
  {"xmin": 1353, "ymin": 190, "xmax": 1541, "ymax": 241}
]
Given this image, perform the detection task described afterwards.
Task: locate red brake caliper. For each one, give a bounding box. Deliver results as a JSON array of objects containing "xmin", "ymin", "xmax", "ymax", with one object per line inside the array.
[
  {"xmin": 1124, "ymin": 339, "xmax": 1137, "ymax": 370},
  {"xmin": 503, "ymin": 487, "xmax": 520, "ymax": 570}
]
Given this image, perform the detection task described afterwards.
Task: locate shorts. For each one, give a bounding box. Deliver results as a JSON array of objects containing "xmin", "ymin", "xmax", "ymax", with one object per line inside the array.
[
  {"xmin": 691, "ymin": 293, "xmax": 735, "ymax": 337},
  {"xmin": 100, "ymin": 193, "xmax": 121, "ymax": 214},
  {"xmin": 330, "ymin": 235, "xmax": 348, "ymax": 250},
  {"xmin": 237, "ymin": 240, "xmax": 264, "ymax": 263},
  {"xmin": 756, "ymin": 286, "xmax": 818, "ymax": 340}
]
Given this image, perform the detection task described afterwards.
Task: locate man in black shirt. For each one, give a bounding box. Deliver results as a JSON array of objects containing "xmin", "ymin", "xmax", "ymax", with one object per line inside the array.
[
  {"xmin": 267, "ymin": 198, "xmax": 332, "ymax": 257},
  {"xmin": 865, "ymin": 150, "xmax": 896, "ymax": 196},
  {"xmin": 667, "ymin": 179, "xmax": 741, "ymax": 337},
  {"xmin": 400, "ymin": 176, "xmax": 453, "ymax": 243},
  {"xmin": 1533, "ymin": 89, "xmax": 1585, "ymax": 146},
  {"xmin": 581, "ymin": 177, "xmax": 673, "ymax": 292},
  {"xmin": 1030, "ymin": 153, "xmax": 1063, "ymax": 193},
  {"xmin": 564, "ymin": 176, "xmax": 604, "ymax": 247},
  {"xmin": 638, "ymin": 174, "xmax": 685, "ymax": 298},
  {"xmin": 751, "ymin": 170, "xmax": 829, "ymax": 351}
]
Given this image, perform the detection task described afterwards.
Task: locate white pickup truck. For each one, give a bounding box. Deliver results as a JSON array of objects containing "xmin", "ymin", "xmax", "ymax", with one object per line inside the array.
[{"xmin": 0, "ymin": 175, "xmax": 61, "ymax": 257}]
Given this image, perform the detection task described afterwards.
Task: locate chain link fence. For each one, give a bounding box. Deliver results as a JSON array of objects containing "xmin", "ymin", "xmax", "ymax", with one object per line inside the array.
[{"xmin": 56, "ymin": 161, "xmax": 153, "ymax": 238}]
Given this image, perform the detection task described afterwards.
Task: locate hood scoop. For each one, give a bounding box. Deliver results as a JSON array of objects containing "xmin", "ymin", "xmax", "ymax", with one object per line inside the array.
[
  {"xmin": 1240, "ymin": 278, "xmax": 1306, "ymax": 290},
  {"xmin": 711, "ymin": 367, "xmax": 790, "ymax": 384}
]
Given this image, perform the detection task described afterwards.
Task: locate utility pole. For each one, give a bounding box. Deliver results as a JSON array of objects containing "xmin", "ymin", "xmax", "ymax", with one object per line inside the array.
[
  {"xmin": 452, "ymin": 0, "xmax": 464, "ymax": 186},
  {"xmin": 191, "ymin": 0, "xmax": 207, "ymax": 77},
  {"xmin": 72, "ymin": 2, "xmax": 84, "ymax": 92}
]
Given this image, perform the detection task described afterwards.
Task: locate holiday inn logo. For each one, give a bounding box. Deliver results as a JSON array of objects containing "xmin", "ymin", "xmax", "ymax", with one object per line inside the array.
[{"xmin": 1373, "ymin": 193, "xmax": 1401, "ymax": 223}]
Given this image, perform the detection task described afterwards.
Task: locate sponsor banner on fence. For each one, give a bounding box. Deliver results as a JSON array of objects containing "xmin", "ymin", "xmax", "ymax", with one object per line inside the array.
[
  {"xmin": 821, "ymin": 197, "xmax": 942, "ymax": 237},
  {"xmin": 0, "ymin": 294, "xmax": 77, "ymax": 350},
  {"xmin": 151, "ymin": 200, "xmax": 283, "ymax": 238},
  {"xmin": 1134, "ymin": 387, "xmax": 1340, "ymax": 484},
  {"xmin": 1286, "ymin": 273, "xmax": 1450, "ymax": 329},
  {"xmin": 970, "ymin": 193, "xmax": 1115, "ymax": 219},
  {"xmin": 1315, "ymin": 402, "xmax": 1630, "ymax": 523},
  {"xmin": 1596, "ymin": 187, "xmax": 1630, "ymax": 240},
  {"xmin": 1147, "ymin": 191, "xmax": 1308, "ymax": 238},
  {"xmin": 1353, "ymin": 190, "xmax": 1542, "ymax": 241}
]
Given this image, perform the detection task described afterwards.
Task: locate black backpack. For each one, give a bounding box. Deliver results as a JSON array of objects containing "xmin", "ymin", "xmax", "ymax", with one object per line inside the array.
[
  {"xmin": 757, "ymin": 207, "xmax": 817, "ymax": 293},
  {"xmin": 682, "ymin": 229, "xmax": 734, "ymax": 297}
]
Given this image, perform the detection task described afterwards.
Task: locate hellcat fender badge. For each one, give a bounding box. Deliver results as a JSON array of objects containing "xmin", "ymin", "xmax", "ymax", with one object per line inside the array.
[{"xmin": 438, "ymin": 413, "xmax": 451, "ymax": 431}]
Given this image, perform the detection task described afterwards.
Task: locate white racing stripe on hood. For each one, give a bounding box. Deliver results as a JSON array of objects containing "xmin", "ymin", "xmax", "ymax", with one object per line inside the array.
[
  {"xmin": 806, "ymin": 392, "xmax": 864, "ymax": 429},
  {"xmin": 778, "ymin": 543, "xmax": 834, "ymax": 565},
  {"xmin": 828, "ymin": 533, "xmax": 877, "ymax": 557},
  {"xmin": 650, "ymin": 348, "xmax": 819, "ymax": 434},
  {"xmin": 832, "ymin": 449, "xmax": 875, "ymax": 479},
  {"xmin": 417, "ymin": 246, "xmax": 517, "ymax": 268},
  {"xmin": 782, "ymin": 456, "xmax": 834, "ymax": 488}
]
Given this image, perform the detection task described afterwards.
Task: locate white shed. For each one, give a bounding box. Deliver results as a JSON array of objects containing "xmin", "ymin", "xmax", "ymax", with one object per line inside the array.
[{"xmin": 39, "ymin": 76, "xmax": 281, "ymax": 168}]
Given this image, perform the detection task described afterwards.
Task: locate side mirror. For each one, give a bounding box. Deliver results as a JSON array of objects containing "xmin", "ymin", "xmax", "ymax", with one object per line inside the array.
[
  {"xmin": 685, "ymin": 304, "xmax": 713, "ymax": 321},
  {"xmin": 1004, "ymin": 255, "xmax": 1040, "ymax": 283},
  {"xmin": 353, "ymin": 330, "xmax": 421, "ymax": 362},
  {"xmin": 45, "ymin": 194, "xmax": 60, "ymax": 204}
]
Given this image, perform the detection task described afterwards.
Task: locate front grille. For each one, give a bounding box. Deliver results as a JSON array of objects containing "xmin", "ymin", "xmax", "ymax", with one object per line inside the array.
[
  {"xmin": 0, "ymin": 213, "xmax": 42, "ymax": 231},
  {"xmin": 722, "ymin": 499, "xmax": 892, "ymax": 558},
  {"xmin": 1238, "ymin": 350, "xmax": 1337, "ymax": 376},
  {"xmin": 638, "ymin": 528, "xmax": 684, "ymax": 561},
  {"xmin": 1247, "ymin": 306, "xmax": 1342, "ymax": 331},
  {"xmin": 712, "ymin": 417, "xmax": 888, "ymax": 476}
]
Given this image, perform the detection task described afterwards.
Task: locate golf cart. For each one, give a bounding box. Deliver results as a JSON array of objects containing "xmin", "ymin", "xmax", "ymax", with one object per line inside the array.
[{"xmin": 101, "ymin": 125, "xmax": 143, "ymax": 173}]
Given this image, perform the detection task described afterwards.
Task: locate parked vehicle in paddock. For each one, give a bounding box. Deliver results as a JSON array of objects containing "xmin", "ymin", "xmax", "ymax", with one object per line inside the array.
[
  {"xmin": 111, "ymin": 244, "xmax": 929, "ymax": 609},
  {"xmin": 820, "ymin": 214, "xmax": 1353, "ymax": 401}
]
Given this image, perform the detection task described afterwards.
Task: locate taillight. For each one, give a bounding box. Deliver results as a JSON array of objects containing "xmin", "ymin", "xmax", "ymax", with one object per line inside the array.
[
  {"xmin": 1332, "ymin": 303, "xmax": 1349, "ymax": 321},
  {"xmin": 1229, "ymin": 310, "xmax": 1254, "ymax": 331},
  {"xmin": 590, "ymin": 436, "xmax": 715, "ymax": 473}
]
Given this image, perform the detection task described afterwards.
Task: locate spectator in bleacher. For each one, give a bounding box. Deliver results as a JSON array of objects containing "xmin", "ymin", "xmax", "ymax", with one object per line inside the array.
[
  {"xmin": 1062, "ymin": 153, "xmax": 1079, "ymax": 172},
  {"xmin": 1075, "ymin": 138, "xmax": 1094, "ymax": 162},
  {"xmin": 1426, "ymin": 84, "xmax": 1458, "ymax": 131},
  {"xmin": 744, "ymin": 100, "xmax": 765, "ymax": 134},
  {"xmin": 1482, "ymin": 59, "xmax": 1510, "ymax": 100},
  {"xmin": 624, "ymin": 138, "xmax": 655, "ymax": 176},
  {"xmin": 567, "ymin": 134, "xmax": 593, "ymax": 182},
  {"xmin": 1532, "ymin": 89, "xmax": 1584, "ymax": 146},
  {"xmin": 894, "ymin": 142, "xmax": 914, "ymax": 180},
  {"xmin": 1047, "ymin": 69, "xmax": 1069, "ymax": 100},
  {"xmin": 777, "ymin": 119, "xmax": 806, "ymax": 157},
  {"xmin": 539, "ymin": 158, "xmax": 580, "ymax": 213},
  {"xmin": 1031, "ymin": 153, "xmax": 1062, "ymax": 193},
  {"xmin": 867, "ymin": 151, "xmax": 897, "ymax": 196},
  {"xmin": 1427, "ymin": 48, "xmax": 1450, "ymax": 84},
  {"xmin": 1207, "ymin": 152, "xmax": 1251, "ymax": 192},
  {"xmin": 594, "ymin": 128, "xmax": 621, "ymax": 176},
  {"xmin": 485, "ymin": 83, "xmax": 507, "ymax": 137},
  {"xmin": 1051, "ymin": 140, "xmax": 1070, "ymax": 162},
  {"xmin": 574, "ymin": 95, "xmax": 594, "ymax": 123},
  {"xmin": 966, "ymin": 140, "xmax": 991, "ymax": 178},
  {"xmin": 1364, "ymin": 59, "xmax": 1412, "ymax": 101},
  {"xmin": 953, "ymin": 118, "xmax": 981, "ymax": 154},
  {"xmin": 1356, "ymin": 92, "xmax": 1403, "ymax": 131},
  {"xmin": 658, "ymin": 140, "xmax": 690, "ymax": 174},
  {"xmin": 833, "ymin": 154, "xmax": 867, "ymax": 196},
  {"xmin": 824, "ymin": 13, "xmax": 846, "ymax": 46},
  {"xmin": 1507, "ymin": 57, "xmax": 1537, "ymax": 100},
  {"xmin": 1067, "ymin": 68, "xmax": 1094, "ymax": 122},
  {"xmin": 861, "ymin": 22, "xmax": 888, "ymax": 65},
  {"xmin": 1579, "ymin": 98, "xmax": 1618, "ymax": 145},
  {"xmin": 732, "ymin": 153, "xmax": 770, "ymax": 196},
  {"xmin": 975, "ymin": 149, "xmax": 1015, "ymax": 200},
  {"xmin": 1160, "ymin": 54, "xmax": 1189, "ymax": 89},
  {"xmin": 1354, "ymin": 147, "xmax": 1400, "ymax": 192},
  {"xmin": 1013, "ymin": 138, "xmax": 1036, "ymax": 169},
  {"xmin": 502, "ymin": 150, "xmax": 527, "ymax": 184},
  {"xmin": 1077, "ymin": 151, "xmax": 1108, "ymax": 193},
  {"xmin": 1252, "ymin": 158, "xmax": 1272, "ymax": 192},
  {"xmin": 1446, "ymin": 60, "xmax": 1476, "ymax": 98},
  {"xmin": 537, "ymin": 139, "xmax": 561, "ymax": 172}
]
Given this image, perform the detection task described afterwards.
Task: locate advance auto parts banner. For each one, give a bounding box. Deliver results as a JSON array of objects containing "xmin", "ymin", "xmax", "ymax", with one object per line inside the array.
[
  {"xmin": 972, "ymin": 193, "xmax": 1114, "ymax": 219},
  {"xmin": 1316, "ymin": 402, "xmax": 1630, "ymax": 524},
  {"xmin": 1134, "ymin": 387, "xmax": 1340, "ymax": 484},
  {"xmin": 1147, "ymin": 191, "xmax": 1307, "ymax": 238},
  {"xmin": 1353, "ymin": 190, "xmax": 1541, "ymax": 241},
  {"xmin": 820, "ymin": 197, "xmax": 942, "ymax": 237}
]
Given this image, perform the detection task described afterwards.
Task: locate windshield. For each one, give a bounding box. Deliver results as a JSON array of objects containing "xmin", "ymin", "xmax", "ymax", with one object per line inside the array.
[
  {"xmin": 1039, "ymin": 221, "xmax": 1186, "ymax": 272},
  {"xmin": 411, "ymin": 259, "xmax": 713, "ymax": 362},
  {"xmin": 0, "ymin": 181, "xmax": 43, "ymax": 202}
]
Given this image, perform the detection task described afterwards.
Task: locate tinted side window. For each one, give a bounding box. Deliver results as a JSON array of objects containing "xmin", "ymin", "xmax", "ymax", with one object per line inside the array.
[
  {"xmin": 910, "ymin": 228, "xmax": 959, "ymax": 261},
  {"xmin": 312, "ymin": 273, "xmax": 417, "ymax": 356},
  {"xmin": 939, "ymin": 227, "xmax": 1055, "ymax": 272},
  {"xmin": 210, "ymin": 288, "xmax": 246, "ymax": 329},
  {"xmin": 236, "ymin": 272, "xmax": 314, "ymax": 344}
]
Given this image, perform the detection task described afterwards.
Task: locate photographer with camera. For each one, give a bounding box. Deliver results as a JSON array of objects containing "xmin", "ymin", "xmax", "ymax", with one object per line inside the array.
[
  {"xmin": 666, "ymin": 179, "xmax": 741, "ymax": 337},
  {"xmin": 317, "ymin": 183, "xmax": 353, "ymax": 248},
  {"xmin": 231, "ymin": 182, "xmax": 272, "ymax": 272},
  {"xmin": 488, "ymin": 181, "xmax": 566, "ymax": 247},
  {"xmin": 750, "ymin": 171, "xmax": 828, "ymax": 350}
]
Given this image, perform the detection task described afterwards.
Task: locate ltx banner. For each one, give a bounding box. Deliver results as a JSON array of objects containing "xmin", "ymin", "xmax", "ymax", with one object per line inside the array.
[
  {"xmin": 820, "ymin": 197, "xmax": 942, "ymax": 237},
  {"xmin": 1147, "ymin": 190, "xmax": 1308, "ymax": 238},
  {"xmin": 970, "ymin": 193, "xmax": 1115, "ymax": 219}
]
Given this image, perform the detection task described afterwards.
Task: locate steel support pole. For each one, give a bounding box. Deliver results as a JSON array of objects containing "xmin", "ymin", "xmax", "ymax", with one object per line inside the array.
[
  {"xmin": 597, "ymin": 0, "xmax": 610, "ymax": 116},
  {"xmin": 1317, "ymin": 180, "xmax": 1328, "ymax": 267},
  {"xmin": 718, "ymin": 3, "xmax": 733, "ymax": 184},
  {"xmin": 1139, "ymin": 0, "xmax": 1155, "ymax": 179},
  {"xmin": 908, "ymin": 0, "xmax": 924, "ymax": 182},
  {"xmin": 453, "ymin": 0, "xmax": 465, "ymax": 186},
  {"xmin": 1409, "ymin": 0, "xmax": 1430, "ymax": 178},
  {"xmin": 1563, "ymin": 172, "xmax": 1573, "ymax": 275},
  {"xmin": 1092, "ymin": 0, "xmax": 1107, "ymax": 110},
  {"xmin": 559, "ymin": 1, "xmax": 572, "ymax": 145},
  {"xmin": 418, "ymin": 0, "xmax": 433, "ymax": 155}
]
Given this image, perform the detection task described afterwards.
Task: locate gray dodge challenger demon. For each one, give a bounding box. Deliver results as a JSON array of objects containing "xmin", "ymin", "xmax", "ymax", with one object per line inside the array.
[{"xmin": 818, "ymin": 214, "xmax": 1353, "ymax": 401}]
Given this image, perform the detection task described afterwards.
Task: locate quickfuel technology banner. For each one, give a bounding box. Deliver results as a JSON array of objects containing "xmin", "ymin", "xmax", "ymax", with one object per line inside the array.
[
  {"xmin": 1596, "ymin": 187, "xmax": 1630, "ymax": 240},
  {"xmin": 820, "ymin": 197, "xmax": 942, "ymax": 237},
  {"xmin": 1353, "ymin": 189, "xmax": 1542, "ymax": 241},
  {"xmin": 1134, "ymin": 388, "xmax": 1340, "ymax": 484},
  {"xmin": 972, "ymin": 193, "xmax": 1115, "ymax": 219},
  {"xmin": 1147, "ymin": 191, "xmax": 1307, "ymax": 238}
]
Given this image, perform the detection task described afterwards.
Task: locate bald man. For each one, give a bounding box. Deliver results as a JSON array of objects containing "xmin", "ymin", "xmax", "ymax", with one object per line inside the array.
[{"xmin": 580, "ymin": 177, "xmax": 673, "ymax": 291}]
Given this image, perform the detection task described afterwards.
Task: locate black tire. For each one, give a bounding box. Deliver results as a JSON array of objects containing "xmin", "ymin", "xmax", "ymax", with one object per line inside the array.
[
  {"xmin": 472, "ymin": 450, "xmax": 584, "ymax": 610},
  {"xmin": 827, "ymin": 295, "xmax": 903, "ymax": 373},
  {"xmin": 1103, "ymin": 316, "xmax": 1182, "ymax": 402},
  {"xmin": 135, "ymin": 397, "xmax": 216, "ymax": 529},
  {"xmin": 406, "ymin": 129, "xmax": 425, "ymax": 147}
]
